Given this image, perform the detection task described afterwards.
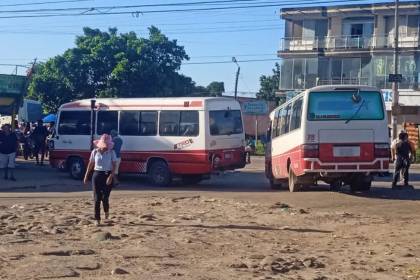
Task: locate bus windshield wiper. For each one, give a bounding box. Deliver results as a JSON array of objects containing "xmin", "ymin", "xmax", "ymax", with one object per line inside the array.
[{"xmin": 345, "ymin": 99, "xmax": 365, "ymax": 124}]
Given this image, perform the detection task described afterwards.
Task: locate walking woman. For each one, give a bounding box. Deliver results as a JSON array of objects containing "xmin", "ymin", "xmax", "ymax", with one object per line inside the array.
[{"xmin": 83, "ymin": 134, "xmax": 117, "ymax": 226}]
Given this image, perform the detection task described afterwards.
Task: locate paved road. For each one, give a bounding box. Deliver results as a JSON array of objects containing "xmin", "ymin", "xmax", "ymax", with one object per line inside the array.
[{"xmin": 1, "ymin": 156, "xmax": 420, "ymax": 219}]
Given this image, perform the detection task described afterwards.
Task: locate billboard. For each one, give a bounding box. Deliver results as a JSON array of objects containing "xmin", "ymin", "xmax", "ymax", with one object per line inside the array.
[
  {"xmin": 242, "ymin": 101, "xmax": 269, "ymax": 115},
  {"xmin": 0, "ymin": 74, "xmax": 27, "ymax": 115}
]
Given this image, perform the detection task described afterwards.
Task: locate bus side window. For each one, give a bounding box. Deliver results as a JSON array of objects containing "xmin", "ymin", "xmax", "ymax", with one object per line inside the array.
[
  {"xmin": 283, "ymin": 104, "xmax": 292, "ymax": 134},
  {"xmin": 275, "ymin": 109, "xmax": 283, "ymax": 137},
  {"xmin": 120, "ymin": 111, "xmax": 140, "ymax": 136},
  {"xmin": 160, "ymin": 111, "xmax": 180, "ymax": 136},
  {"xmin": 290, "ymin": 97, "xmax": 303, "ymax": 131},
  {"xmin": 266, "ymin": 121, "xmax": 272, "ymax": 141},
  {"xmin": 180, "ymin": 111, "xmax": 199, "ymax": 137},
  {"xmin": 97, "ymin": 111, "xmax": 118, "ymax": 135},
  {"xmin": 58, "ymin": 111, "xmax": 91, "ymax": 135},
  {"xmin": 140, "ymin": 111, "xmax": 158, "ymax": 136},
  {"xmin": 271, "ymin": 113, "xmax": 277, "ymax": 139}
]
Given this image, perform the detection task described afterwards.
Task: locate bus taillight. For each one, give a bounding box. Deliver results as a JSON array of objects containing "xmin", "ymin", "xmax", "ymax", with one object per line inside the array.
[
  {"xmin": 303, "ymin": 144, "xmax": 319, "ymax": 158},
  {"xmin": 374, "ymin": 143, "xmax": 390, "ymax": 157}
]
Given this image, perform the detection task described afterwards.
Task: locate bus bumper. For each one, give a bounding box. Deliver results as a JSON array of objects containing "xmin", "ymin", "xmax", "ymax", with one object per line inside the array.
[{"xmin": 302, "ymin": 158, "xmax": 390, "ymax": 173}]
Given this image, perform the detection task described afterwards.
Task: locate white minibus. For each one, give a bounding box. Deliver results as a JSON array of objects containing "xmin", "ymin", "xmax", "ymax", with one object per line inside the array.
[
  {"xmin": 50, "ymin": 97, "xmax": 246, "ymax": 186},
  {"xmin": 266, "ymin": 85, "xmax": 390, "ymax": 192}
]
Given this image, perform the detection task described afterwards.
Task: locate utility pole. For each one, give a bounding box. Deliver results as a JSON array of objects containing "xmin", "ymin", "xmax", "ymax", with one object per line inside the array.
[
  {"xmin": 232, "ymin": 57, "xmax": 240, "ymax": 100},
  {"xmin": 391, "ymin": 0, "xmax": 400, "ymax": 140}
]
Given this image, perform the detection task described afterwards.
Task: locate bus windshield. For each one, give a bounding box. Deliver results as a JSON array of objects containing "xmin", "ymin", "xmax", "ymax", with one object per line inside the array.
[
  {"xmin": 307, "ymin": 91, "xmax": 384, "ymax": 121},
  {"xmin": 209, "ymin": 110, "xmax": 243, "ymax": 135}
]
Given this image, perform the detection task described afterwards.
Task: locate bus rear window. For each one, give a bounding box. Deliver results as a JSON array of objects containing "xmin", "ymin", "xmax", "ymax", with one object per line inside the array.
[
  {"xmin": 308, "ymin": 91, "xmax": 384, "ymax": 121},
  {"xmin": 209, "ymin": 110, "xmax": 243, "ymax": 135}
]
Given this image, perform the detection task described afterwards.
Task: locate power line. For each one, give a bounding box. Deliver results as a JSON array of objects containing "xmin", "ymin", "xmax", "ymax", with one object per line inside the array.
[
  {"xmin": 0, "ymin": 63, "xmax": 29, "ymax": 67},
  {"xmin": 10, "ymin": 18, "xmax": 282, "ymax": 29},
  {"xmin": 0, "ymin": 0, "xmax": 284, "ymax": 13},
  {"xmin": 183, "ymin": 58, "xmax": 279, "ymax": 65},
  {"xmin": 0, "ymin": 0, "xmax": 91, "ymax": 8},
  {"xmin": 191, "ymin": 53, "xmax": 276, "ymax": 58},
  {"xmin": 0, "ymin": 0, "xmax": 378, "ymax": 19}
]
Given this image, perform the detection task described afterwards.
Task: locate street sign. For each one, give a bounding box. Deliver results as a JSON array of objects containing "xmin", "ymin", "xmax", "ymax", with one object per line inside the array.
[
  {"xmin": 243, "ymin": 101, "xmax": 268, "ymax": 115},
  {"xmin": 388, "ymin": 74, "xmax": 403, "ymax": 83}
]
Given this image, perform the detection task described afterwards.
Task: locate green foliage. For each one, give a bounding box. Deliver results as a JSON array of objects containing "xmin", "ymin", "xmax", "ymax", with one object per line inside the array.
[
  {"xmin": 206, "ymin": 81, "xmax": 225, "ymax": 97},
  {"xmin": 256, "ymin": 63, "xmax": 284, "ymax": 104},
  {"xmin": 255, "ymin": 140, "xmax": 265, "ymax": 156},
  {"xmin": 28, "ymin": 26, "xmax": 197, "ymax": 112}
]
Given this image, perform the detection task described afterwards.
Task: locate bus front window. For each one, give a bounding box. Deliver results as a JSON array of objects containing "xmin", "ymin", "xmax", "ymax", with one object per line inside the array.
[
  {"xmin": 209, "ymin": 110, "xmax": 243, "ymax": 136},
  {"xmin": 307, "ymin": 91, "xmax": 384, "ymax": 121}
]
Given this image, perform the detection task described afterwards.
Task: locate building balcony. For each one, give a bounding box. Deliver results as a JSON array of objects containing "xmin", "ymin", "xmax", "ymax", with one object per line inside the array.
[
  {"xmin": 280, "ymin": 34, "xmax": 420, "ymax": 52},
  {"xmin": 280, "ymin": 75, "xmax": 418, "ymax": 91}
]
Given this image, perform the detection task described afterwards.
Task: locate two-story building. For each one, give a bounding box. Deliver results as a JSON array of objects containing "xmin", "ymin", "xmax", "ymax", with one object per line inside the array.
[{"xmin": 278, "ymin": 1, "xmax": 420, "ymax": 124}]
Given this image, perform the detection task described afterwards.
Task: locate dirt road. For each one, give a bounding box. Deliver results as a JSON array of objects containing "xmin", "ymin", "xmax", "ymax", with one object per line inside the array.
[{"xmin": 1, "ymin": 158, "xmax": 420, "ymax": 279}]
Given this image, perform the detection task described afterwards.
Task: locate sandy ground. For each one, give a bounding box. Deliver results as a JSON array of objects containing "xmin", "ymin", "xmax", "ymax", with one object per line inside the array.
[{"xmin": 1, "ymin": 158, "xmax": 420, "ymax": 280}]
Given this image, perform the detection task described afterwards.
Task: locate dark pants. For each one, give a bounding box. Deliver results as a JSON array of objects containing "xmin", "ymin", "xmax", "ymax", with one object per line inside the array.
[
  {"xmin": 392, "ymin": 157, "xmax": 410, "ymax": 186},
  {"xmin": 34, "ymin": 142, "xmax": 45, "ymax": 164},
  {"xmin": 92, "ymin": 171, "xmax": 112, "ymax": 221}
]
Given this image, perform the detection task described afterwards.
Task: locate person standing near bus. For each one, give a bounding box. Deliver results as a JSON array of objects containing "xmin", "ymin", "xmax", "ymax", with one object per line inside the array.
[
  {"xmin": 31, "ymin": 120, "xmax": 49, "ymax": 165},
  {"xmin": 392, "ymin": 131, "xmax": 415, "ymax": 188},
  {"xmin": 0, "ymin": 124, "xmax": 18, "ymax": 181},
  {"xmin": 110, "ymin": 129, "xmax": 123, "ymax": 185},
  {"xmin": 83, "ymin": 134, "xmax": 117, "ymax": 226}
]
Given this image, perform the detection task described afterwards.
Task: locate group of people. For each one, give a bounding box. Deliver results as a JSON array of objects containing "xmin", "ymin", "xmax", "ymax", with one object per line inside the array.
[
  {"xmin": 18, "ymin": 120, "xmax": 55, "ymax": 165},
  {"xmin": 0, "ymin": 119, "xmax": 55, "ymax": 181}
]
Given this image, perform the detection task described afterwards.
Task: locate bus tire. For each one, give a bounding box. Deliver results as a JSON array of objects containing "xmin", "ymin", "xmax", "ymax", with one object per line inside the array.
[
  {"xmin": 148, "ymin": 160, "xmax": 172, "ymax": 187},
  {"xmin": 68, "ymin": 157, "xmax": 85, "ymax": 180},
  {"xmin": 270, "ymin": 178, "xmax": 286, "ymax": 190},
  {"xmin": 350, "ymin": 175, "xmax": 371, "ymax": 192},
  {"xmin": 182, "ymin": 175, "xmax": 203, "ymax": 185},
  {"xmin": 288, "ymin": 168, "xmax": 301, "ymax": 192}
]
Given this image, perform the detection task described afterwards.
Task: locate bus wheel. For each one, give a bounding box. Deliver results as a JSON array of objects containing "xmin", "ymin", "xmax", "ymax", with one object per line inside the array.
[
  {"xmin": 68, "ymin": 157, "xmax": 84, "ymax": 180},
  {"xmin": 288, "ymin": 168, "xmax": 301, "ymax": 192},
  {"xmin": 182, "ymin": 175, "xmax": 203, "ymax": 185},
  {"xmin": 350, "ymin": 175, "xmax": 371, "ymax": 192},
  {"xmin": 148, "ymin": 160, "xmax": 172, "ymax": 187},
  {"xmin": 270, "ymin": 179, "xmax": 286, "ymax": 190}
]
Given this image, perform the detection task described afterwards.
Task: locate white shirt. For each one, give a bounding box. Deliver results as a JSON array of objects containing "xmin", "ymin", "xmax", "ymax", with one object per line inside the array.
[{"xmin": 90, "ymin": 149, "xmax": 117, "ymax": 171}]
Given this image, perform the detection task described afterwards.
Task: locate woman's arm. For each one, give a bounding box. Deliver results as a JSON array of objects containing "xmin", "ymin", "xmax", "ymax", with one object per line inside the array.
[
  {"xmin": 83, "ymin": 160, "xmax": 94, "ymax": 185},
  {"xmin": 106, "ymin": 161, "xmax": 116, "ymax": 186}
]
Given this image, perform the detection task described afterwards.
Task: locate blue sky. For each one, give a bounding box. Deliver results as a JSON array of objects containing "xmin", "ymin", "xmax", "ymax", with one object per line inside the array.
[{"xmin": 0, "ymin": 0, "xmax": 382, "ymax": 97}]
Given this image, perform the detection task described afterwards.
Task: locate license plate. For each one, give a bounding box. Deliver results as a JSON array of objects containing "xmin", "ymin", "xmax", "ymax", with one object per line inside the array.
[
  {"xmin": 224, "ymin": 152, "xmax": 233, "ymax": 160},
  {"xmin": 333, "ymin": 146, "xmax": 360, "ymax": 157}
]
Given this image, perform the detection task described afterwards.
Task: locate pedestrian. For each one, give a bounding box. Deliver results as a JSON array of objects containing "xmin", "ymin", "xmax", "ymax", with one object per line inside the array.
[
  {"xmin": 45, "ymin": 122, "xmax": 56, "ymax": 158},
  {"xmin": 110, "ymin": 129, "xmax": 123, "ymax": 185},
  {"xmin": 391, "ymin": 131, "xmax": 415, "ymax": 188},
  {"xmin": 31, "ymin": 120, "xmax": 49, "ymax": 165},
  {"xmin": 0, "ymin": 124, "xmax": 18, "ymax": 181},
  {"xmin": 83, "ymin": 134, "xmax": 117, "ymax": 226}
]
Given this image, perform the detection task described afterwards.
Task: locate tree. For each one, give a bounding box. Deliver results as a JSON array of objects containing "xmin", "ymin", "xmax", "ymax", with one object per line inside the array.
[
  {"xmin": 28, "ymin": 26, "xmax": 195, "ymax": 112},
  {"xmin": 206, "ymin": 81, "xmax": 225, "ymax": 97},
  {"xmin": 257, "ymin": 63, "xmax": 283, "ymax": 103}
]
